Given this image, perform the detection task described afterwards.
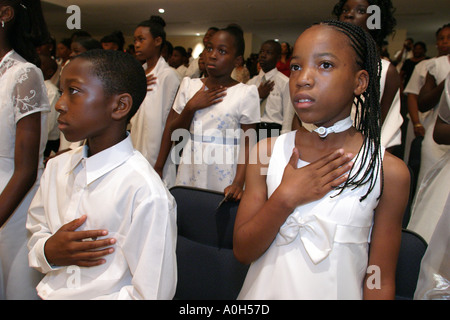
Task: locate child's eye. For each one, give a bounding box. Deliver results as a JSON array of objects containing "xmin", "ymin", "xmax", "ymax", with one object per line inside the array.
[
  {"xmin": 219, "ymin": 49, "xmax": 227, "ymax": 55},
  {"xmin": 290, "ymin": 64, "xmax": 301, "ymax": 72},
  {"xmin": 69, "ymin": 87, "xmax": 80, "ymax": 95},
  {"xmin": 320, "ymin": 62, "xmax": 333, "ymax": 70}
]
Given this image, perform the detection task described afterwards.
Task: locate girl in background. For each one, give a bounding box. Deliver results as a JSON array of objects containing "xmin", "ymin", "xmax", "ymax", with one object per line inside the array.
[
  {"xmin": 170, "ymin": 25, "xmax": 260, "ymax": 200},
  {"xmin": 130, "ymin": 15, "xmax": 181, "ymax": 188}
]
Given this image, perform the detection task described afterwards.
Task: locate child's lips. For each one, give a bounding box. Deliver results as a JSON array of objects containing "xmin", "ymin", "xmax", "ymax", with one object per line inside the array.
[
  {"xmin": 293, "ymin": 94, "xmax": 315, "ymax": 109},
  {"xmin": 57, "ymin": 119, "xmax": 68, "ymax": 130}
]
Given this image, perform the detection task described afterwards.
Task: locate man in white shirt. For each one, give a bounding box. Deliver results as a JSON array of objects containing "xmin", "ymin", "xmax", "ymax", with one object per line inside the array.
[
  {"xmin": 247, "ymin": 40, "xmax": 290, "ymax": 140},
  {"xmin": 27, "ymin": 49, "xmax": 177, "ymax": 300},
  {"xmin": 394, "ymin": 38, "xmax": 414, "ymax": 72}
]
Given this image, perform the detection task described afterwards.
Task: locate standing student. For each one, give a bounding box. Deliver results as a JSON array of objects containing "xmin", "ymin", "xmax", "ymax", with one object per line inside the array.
[
  {"xmin": 247, "ymin": 40, "xmax": 290, "ymax": 140},
  {"xmin": 170, "ymin": 25, "xmax": 260, "ymax": 200},
  {"xmin": 234, "ymin": 21, "xmax": 409, "ymax": 300},
  {"xmin": 0, "ymin": 0, "xmax": 50, "ymax": 299},
  {"xmin": 130, "ymin": 16, "xmax": 180, "ymax": 188},
  {"xmin": 402, "ymin": 24, "xmax": 449, "ymax": 163},
  {"xmin": 39, "ymin": 55, "xmax": 61, "ymax": 159},
  {"xmin": 184, "ymin": 27, "xmax": 218, "ymax": 78},
  {"xmin": 276, "ymin": 42, "xmax": 291, "ymax": 77},
  {"xmin": 169, "ymin": 45, "xmax": 189, "ymax": 78},
  {"xmin": 333, "ymin": 0, "xmax": 403, "ymax": 151},
  {"xmin": 69, "ymin": 36, "xmax": 102, "ymax": 58},
  {"xmin": 414, "ymin": 53, "xmax": 450, "ymax": 188},
  {"xmin": 27, "ymin": 49, "xmax": 177, "ymax": 300}
]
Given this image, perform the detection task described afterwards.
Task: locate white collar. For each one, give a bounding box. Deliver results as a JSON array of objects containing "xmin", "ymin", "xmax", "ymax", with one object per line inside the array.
[
  {"xmin": 68, "ymin": 134, "xmax": 135, "ymax": 185},
  {"xmin": 259, "ymin": 67, "xmax": 278, "ymax": 81},
  {"xmin": 305, "ymin": 116, "xmax": 354, "ymax": 139}
]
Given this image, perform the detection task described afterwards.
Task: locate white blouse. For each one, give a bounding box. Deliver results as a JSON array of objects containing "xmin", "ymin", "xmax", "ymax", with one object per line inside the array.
[{"xmin": 173, "ymin": 78, "xmax": 260, "ymax": 192}]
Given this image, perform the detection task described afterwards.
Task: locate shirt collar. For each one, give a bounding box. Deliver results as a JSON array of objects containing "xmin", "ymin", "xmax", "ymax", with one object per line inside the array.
[
  {"xmin": 260, "ymin": 67, "xmax": 278, "ymax": 81},
  {"xmin": 68, "ymin": 134, "xmax": 135, "ymax": 185}
]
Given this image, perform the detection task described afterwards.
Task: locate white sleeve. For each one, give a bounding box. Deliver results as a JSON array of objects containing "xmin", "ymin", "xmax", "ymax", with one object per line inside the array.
[
  {"xmin": 27, "ymin": 166, "xmax": 59, "ymax": 274},
  {"xmin": 239, "ymin": 84, "xmax": 260, "ymax": 124},
  {"xmin": 115, "ymin": 190, "xmax": 177, "ymax": 300}
]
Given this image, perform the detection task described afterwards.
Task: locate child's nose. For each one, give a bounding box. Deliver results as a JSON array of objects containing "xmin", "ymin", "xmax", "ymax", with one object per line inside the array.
[
  {"xmin": 295, "ymin": 68, "xmax": 314, "ymax": 88},
  {"xmin": 55, "ymin": 95, "xmax": 67, "ymax": 113}
]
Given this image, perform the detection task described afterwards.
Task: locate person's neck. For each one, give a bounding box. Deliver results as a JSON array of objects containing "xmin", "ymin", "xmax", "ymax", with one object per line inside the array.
[
  {"xmin": 262, "ymin": 66, "xmax": 276, "ymax": 74},
  {"xmin": 145, "ymin": 54, "xmax": 160, "ymax": 74},
  {"xmin": 86, "ymin": 130, "xmax": 128, "ymax": 157},
  {"xmin": 205, "ymin": 74, "xmax": 236, "ymax": 88}
]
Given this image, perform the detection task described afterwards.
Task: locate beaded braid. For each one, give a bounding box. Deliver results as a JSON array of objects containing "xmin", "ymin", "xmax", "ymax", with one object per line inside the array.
[{"xmin": 320, "ymin": 20, "xmax": 383, "ymax": 201}]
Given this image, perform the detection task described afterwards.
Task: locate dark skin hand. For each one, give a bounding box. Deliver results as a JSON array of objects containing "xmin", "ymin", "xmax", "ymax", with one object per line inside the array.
[{"xmin": 44, "ymin": 215, "xmax": 116, "ymax": 267}]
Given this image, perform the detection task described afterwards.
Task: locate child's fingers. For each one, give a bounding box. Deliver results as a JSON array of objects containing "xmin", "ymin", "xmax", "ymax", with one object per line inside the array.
[
  {"xmin": 70, "ymin": 229, "xmax": 111, "ymax": 242},
  {"xmin": 310, "ymin": 149, "xmax": 348, "ymax": 172},
  {"xmin": 60, "ymin": 215, "xmax": 88, "ymax": 232},
  {"xmin": 322, "ymin": 161, "xmax": 353, "ymax": 188}
]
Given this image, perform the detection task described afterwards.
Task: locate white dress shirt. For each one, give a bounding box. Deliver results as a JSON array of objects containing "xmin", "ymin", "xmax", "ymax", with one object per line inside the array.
[
  {"xmin": 27, "ymin": 135, "xmax": 178, "ymax": 300},
  {"xmin": 247, "ymin": 68, "xmax": 290, "ymax": 125}
]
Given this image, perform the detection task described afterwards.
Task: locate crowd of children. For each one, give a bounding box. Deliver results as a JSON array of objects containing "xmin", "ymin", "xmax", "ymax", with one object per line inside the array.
[{"xmin": 0, "ymin": 0, "xmax": 448, "ymax": 300}]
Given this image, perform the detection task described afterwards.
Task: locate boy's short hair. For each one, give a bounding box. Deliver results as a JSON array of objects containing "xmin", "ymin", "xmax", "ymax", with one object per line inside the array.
[
  {"xmin": 263, "ymin": 40, "xmax": 282, "ymax": 55},
  {"xmin": 74, "ymin": 49, "xmax": 147, "ymax": 121}
]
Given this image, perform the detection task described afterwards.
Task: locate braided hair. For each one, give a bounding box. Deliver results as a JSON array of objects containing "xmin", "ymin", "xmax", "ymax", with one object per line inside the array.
[{"xmin": 319, "ymin": 20, "xmax": 383, "ymax": 201}]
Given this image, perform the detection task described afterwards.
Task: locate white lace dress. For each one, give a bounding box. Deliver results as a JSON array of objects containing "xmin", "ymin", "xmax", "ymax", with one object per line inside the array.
[
  {"xmin": 0, "ymin": 50, "xmax": 49, "ymax": 299},
  {"xmin": 238, "ymin": 131, "xmax": 385, "ymax": 300}
]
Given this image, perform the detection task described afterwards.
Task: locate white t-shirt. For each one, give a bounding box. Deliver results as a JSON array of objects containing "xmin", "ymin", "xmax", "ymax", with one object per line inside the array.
[{"xmin": 27, "ymin": 135, "xmax": 178, "ymax": 300}]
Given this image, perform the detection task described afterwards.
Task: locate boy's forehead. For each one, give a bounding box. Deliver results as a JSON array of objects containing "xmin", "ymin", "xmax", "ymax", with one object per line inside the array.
[{"xmin": 61, "ymin": 58, "xmax": 96, "ymax": 83}]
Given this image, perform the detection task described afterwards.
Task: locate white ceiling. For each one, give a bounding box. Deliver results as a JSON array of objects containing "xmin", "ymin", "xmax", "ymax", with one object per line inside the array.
[{"xmin": 42, "ymin": 0, "xmax": 449, "ymax": 53}]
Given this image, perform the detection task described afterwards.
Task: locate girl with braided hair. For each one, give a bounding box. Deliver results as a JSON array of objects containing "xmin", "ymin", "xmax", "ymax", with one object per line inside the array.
[{"xmin": 234, "ymin": 21, "xmax": 409, "ymax": 300}]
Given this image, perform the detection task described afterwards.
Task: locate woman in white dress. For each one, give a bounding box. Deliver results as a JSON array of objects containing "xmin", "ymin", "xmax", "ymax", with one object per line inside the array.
[
  {"xmin": 0, "ymin": 0, "xmax": 50, "ymax": 299},
  {"xmin": 170, "ymin": 25, "xmax": 260, "ymax": 200},
  {"xmin": 234, "ymin": 21, "xmax": 409, "ymax": 300},
  {"xmin": 130, "ymin": 16, "xmax": 181, "ymax": 188}
]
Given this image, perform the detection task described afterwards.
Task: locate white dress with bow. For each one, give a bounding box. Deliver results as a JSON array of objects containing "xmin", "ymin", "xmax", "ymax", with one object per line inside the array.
[{"xmin": 238, "ymin": 131, "xmax": 385, "ymax": 300}]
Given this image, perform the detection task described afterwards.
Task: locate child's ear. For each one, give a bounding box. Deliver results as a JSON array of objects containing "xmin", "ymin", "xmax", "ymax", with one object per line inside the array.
[
  {"xmin": 155, "ymin": 36, "xmax": 163, "ymax": 48},
  {"xmin": 111, "ymin": 93, "xmax": 133, "ymax": 121},
  {"xmin": 0, "ymin": 5, "xmax": 14, "ymax": 24},
  {"xmin": 354, "ymin": 69, "xmax": 369, "ymax": 96}
]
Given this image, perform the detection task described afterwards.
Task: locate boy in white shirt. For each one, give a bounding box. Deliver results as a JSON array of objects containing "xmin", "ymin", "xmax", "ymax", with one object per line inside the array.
[
  {"xmin": 26, "ymin": 49, "xmax": 177, "ymax": 300},
  {"xmin": 247, "ymin": 40, "xmax": 290, "ymax": 140}
]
